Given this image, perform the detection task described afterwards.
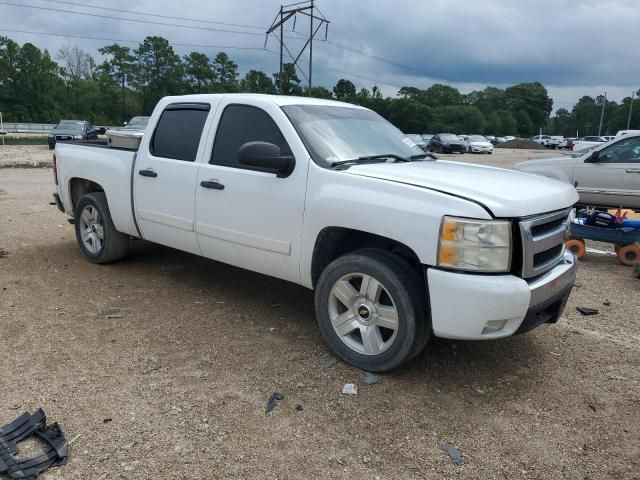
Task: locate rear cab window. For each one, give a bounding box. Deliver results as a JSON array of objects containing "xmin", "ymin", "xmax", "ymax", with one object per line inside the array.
[{"xmin": 151, "ymin": 103, "xmax": 211, "ymax": 161}]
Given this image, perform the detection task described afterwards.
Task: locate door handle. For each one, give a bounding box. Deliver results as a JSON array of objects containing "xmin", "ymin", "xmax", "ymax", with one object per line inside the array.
[
  {"xmin": 200, "ymin": 180, "xmax": 225, "ymax": 190},
  {"xmin": 138, "ymin": 169, "xmax": 157, "ymax": 178},
  {"xmin": 625, "ymin": 168, "xmax": 640, "ymax": 173}
]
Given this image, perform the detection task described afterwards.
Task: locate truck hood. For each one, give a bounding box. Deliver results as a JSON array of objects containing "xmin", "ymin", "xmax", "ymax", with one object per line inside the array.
[
  {"xmin": 346, "ymin": 160, "xmax": 579, "ymax": 217},
  {"xmin": 51, "ymin": 129, "xmax": 84, "ymax": 136}
]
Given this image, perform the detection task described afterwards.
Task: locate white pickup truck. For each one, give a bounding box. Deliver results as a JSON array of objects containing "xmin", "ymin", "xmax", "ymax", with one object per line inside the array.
[{"xmin": 52, "ymin": 94, "xmax": 578, "ymax": 371}]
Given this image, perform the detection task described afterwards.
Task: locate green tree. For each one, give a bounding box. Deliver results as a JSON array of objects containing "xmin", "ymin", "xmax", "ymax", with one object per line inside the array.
[
  {"xmin": 183, "ymin": 52, "xmax": 214, "ymax": 93},
  {"xmin": 420, "ymin": 84, "xmax": 463, "ymax": 107},
  {"xmin": 504, "ymin": 82, "xmax": 553, "ymax": 131},
  {"xmin": 273, "ymin": 63, "xmax": 301, "ymax": 95},
  {"xmin": 240, "ymin": 69, "xmax": 276, "ymax": 94},
  {"xmin": 333, "ymin": 79, "xmax": 356, "ymax": 101},
  {"xmin": 398, "ymin": 86, "xmax": 421, "ymax": 99},
  {"xmin": 386, "ymin": 98, "xmax": 431, "ymax": 133},
  {"xmin": 306, "ymin": 85, "xmax": 333, "ymax": 99},
  {"xmin": 212, "ymin": 52, "xmax": 238, "ymax": 91},
  {"xmin": 98, "ymin": 43, "xmax": 135, "ymax": 122},
  {"xmin": 486, "ymin": 109, "xmax": 517, "ymax": 135},
  {"xmin": 431, "ymin": 105, "xmax": 487, "ymax": 133},
  {"xmin": 514, "ymin": 109, "xmax": 534, "ymax": 136},
  {"xmin": 133, "ymin": 36, "xmax": 184, "ymax": 113}
]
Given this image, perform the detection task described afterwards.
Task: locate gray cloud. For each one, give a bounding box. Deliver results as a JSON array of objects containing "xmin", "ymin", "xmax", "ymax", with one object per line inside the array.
[{"xmin": 2, "ymin": 0, "xmax": 638, "ymax": 110}]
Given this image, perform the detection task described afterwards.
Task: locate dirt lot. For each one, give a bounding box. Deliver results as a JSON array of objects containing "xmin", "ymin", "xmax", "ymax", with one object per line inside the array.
[{"xmin": 1, "ymin": 160, "xmax": 639, "ymax": 479}]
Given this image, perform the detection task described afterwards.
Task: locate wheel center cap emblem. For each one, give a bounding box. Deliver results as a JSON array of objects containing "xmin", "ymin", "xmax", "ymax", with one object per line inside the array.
[{"xmin": 358, "ymin": 305, "xmax": 370, "ymax": 319}]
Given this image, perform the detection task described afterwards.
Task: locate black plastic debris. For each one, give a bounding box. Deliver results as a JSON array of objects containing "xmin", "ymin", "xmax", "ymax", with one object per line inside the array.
[
  {"xmin": 321, "ymin": 357, "xmax": 340, "ymax": 369},
  {"xmin": 576, "ymin": 306, "xmax": 599, "ymax": 316},
  {"xmin": 363, "ymin": 371, "xmax": 379, "ymax": 385},
  {"xmin": 265, "ymin": 393, "xmax": 284, "ymax": 414},
  {"xmin": 440, "ymin": 443, "xmax": 464, "ymax": 465},
  {"xmin": 0, "ymin": 409, "xmax": 68, "ymax": 479},
  {"xmin": 0, "ymin": 250, "xmax": 8, "ymax": 259},
  {"xmin": 295, "ymin": 404, "xmax": 304, "ymax": 412}
]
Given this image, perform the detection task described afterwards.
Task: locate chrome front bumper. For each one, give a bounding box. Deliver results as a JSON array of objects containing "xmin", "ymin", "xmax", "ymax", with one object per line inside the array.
[{"xmin": 528, "ymin": 250, "xmax": 577, "ymax": 308}]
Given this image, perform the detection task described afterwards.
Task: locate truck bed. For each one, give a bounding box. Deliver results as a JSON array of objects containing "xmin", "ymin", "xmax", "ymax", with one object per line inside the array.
[{"xmin": 54, "ymin": 142, "xmax": 140, "ymax": 237}]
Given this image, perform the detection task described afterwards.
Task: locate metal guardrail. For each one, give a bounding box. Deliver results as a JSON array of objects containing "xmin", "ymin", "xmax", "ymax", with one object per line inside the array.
[{"xmin": 1, "ymin": 123, "xmax": 57, "ymax": 133}]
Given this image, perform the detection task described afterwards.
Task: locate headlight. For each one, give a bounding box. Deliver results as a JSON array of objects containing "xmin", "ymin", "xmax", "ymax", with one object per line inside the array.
[
  {"xmin": 437, "ymin": 216, "xmax": 512, "ymax": 272},
  {"xmin": 73, "ymin": 135, "xmax": 83, "ymax": 140}
]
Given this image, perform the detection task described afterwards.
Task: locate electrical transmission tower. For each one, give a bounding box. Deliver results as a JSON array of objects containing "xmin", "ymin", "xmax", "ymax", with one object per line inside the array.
[{"xmin": 265, "ymin": 1, "xmax": 330, "ymax": 95}]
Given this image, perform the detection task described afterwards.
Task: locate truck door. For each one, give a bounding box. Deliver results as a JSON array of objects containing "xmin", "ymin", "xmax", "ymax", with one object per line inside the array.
[
  {"xmin": 573, "ymin": 135, "xmax": 640, "ymax": 209},
  {"xmin": 133, "ymin": 102, "xmax": 211, "ymax": 255},
  {"xmin": 195, "ymin": 100, "xmax": 309, "ymax": 283}
]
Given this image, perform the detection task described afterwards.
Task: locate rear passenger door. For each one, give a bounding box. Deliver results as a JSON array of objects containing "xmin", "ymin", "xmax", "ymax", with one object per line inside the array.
[
  {"xmin": 195, "ymin": 100, "xmax": 309, "ymax": 283},
  {"xmin": 134, "ymin": 102, "xmax": 211, "ymax": 255}
]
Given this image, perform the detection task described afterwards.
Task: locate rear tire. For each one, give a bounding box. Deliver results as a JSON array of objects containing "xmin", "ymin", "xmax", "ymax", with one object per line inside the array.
[
  {"xmin": 74, "ymin": 192, "xmax": 129, "ymax": 264},
  {"xmin": 314, "ymin": 248, "xmax": 430, "ymax": 372}
]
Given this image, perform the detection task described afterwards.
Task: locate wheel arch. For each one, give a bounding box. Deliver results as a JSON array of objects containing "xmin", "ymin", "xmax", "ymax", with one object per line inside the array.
[
  {"xmin": 69, "ymin": 177, "xmax": 105, "ymax": 213},
  {"xmin": 310, "ymin": 227, "xmax": 423, "ymax": 289}
]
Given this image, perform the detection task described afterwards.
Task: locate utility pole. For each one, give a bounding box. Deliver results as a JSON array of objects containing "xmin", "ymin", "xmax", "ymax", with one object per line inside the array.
[
  {"xmin": 627, "ymin": 91, "xmax": 635, "ymax": 130},
  {"xmin": 266, "ymin": 1, "xmax": 329, "ymax": 95},
  {"xmin": 597, "ymin": 91, "xmax": 607, "ymax": 136}
]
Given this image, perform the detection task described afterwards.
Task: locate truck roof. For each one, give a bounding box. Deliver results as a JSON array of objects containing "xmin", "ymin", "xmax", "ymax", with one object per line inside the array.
[{"xmin": 158, "ymin": 93, "xmax": 366, "ymax": 109}]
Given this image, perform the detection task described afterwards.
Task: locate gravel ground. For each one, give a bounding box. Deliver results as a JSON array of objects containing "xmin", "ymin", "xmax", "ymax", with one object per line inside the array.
[{"xmin": 1, "ymin": 167, "xmax": 639, "ymax": 480}]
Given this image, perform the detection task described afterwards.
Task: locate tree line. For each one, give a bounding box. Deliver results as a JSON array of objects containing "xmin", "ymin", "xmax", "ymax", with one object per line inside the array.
[{"xmin": 1, "ymin": 35, "xmax": 637, "ymax": 136}]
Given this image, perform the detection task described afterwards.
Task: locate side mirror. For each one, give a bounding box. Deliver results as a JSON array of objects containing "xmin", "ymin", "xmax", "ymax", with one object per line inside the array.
[
  {"xmin": 585, "ymin": 151, "xmax": 600, "ymax": 163},
  {"xmin": 238, "ymin": 141, "xmax": 295, "ymax": 178}
]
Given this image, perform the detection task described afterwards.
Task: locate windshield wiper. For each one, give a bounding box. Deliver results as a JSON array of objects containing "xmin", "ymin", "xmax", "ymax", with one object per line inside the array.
[
  {"xmin": 410, "ymin": 153, "xmax": 437, "ymax": 160},
  {"xmin": 330, "ymin": 153, "xmax": 411, "ymax": 170}
]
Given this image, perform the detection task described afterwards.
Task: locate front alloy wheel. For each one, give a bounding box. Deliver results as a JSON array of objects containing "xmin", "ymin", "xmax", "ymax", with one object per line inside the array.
[
  {"xmin": 314, "ymin": 248, "xmax": 430, "ymax": 371},
  {"xmin": 329, "ymin": 273, "xmax": 399, "ymax": 355}
]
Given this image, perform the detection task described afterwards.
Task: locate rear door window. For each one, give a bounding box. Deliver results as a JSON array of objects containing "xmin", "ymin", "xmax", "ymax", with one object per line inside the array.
[{"xmin": 151, "ymin": 104, "xmax": 210, "ymax": 161}]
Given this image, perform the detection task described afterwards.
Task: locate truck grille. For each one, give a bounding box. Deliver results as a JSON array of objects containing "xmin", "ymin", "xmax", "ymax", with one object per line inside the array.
[{"xmin": 518, "ymin": 209, "xmax": 571, "ymax": 279}]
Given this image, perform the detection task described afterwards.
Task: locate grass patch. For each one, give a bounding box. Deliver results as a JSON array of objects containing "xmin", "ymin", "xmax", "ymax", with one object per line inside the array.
[{"xmin": 0, "ymin": 135, "xmax": 49, "ymax": 146}]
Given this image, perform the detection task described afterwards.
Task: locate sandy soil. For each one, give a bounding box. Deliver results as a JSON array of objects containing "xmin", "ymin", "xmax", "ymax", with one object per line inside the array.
[{"xmin": 0, "ymin": 167, "xmax": 638, "ymax": 480}]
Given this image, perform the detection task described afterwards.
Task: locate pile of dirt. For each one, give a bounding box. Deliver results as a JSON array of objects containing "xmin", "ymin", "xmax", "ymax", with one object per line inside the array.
[{"xmin": 495, "ymin": 139, "xmax": 547, "ymax": 150}]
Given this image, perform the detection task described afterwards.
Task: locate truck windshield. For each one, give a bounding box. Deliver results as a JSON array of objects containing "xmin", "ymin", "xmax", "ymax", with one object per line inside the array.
[{"xmin": 281, "ymin": 104, "xmax": 425, "ymax": 167}]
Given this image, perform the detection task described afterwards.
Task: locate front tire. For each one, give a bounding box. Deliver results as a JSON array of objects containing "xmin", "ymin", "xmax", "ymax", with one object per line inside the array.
[
  {"xmin": 314, "ymin": 249, "xmax": 430, "ymax": 372},
  {"xmin": 74, "ymin": 192, "xmax": 129, "ymax": 264}
]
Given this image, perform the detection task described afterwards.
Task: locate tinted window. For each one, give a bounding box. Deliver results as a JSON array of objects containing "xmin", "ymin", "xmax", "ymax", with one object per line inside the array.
[
  {"xmin": 598, "ymin": 136, "xmax": 640, "ymax": 163},
  {"xmin": 211, "ymin": 105, "xmax": 291, "ymax": 168},
  {"xmin": 151, "ymin": 105, "xmax": 209, "ymax": 161}
]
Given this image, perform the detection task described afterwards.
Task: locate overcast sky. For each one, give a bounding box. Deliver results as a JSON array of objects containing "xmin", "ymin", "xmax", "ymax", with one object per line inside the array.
[{"xmin": 2, "ymin": 0, "xmax": 639, "ymax": 112}]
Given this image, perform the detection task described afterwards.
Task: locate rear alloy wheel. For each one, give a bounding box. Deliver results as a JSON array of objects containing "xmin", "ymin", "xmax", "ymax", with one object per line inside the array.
[
  {"xmin": 75, "ymin": 192, "xmax": 129, "ymax": 264},
  {"xmin": 315, "ymin": 249, "xmax": 430, "ymax": 372}
]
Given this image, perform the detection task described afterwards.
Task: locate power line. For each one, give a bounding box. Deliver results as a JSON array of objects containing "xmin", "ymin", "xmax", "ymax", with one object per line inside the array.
[
  {"xmin": 1, "ymin": 28, "xmax": 269, "ymax": 51},
  {"xmin": 0, "ymin": 1, "xmax": 304, "ymax": 39},
  {"xmin": 37, "ymin": 0, "xmax": 291, "ymax": 32}
]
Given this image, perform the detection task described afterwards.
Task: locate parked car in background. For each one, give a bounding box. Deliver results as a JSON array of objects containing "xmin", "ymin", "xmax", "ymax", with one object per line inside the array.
[
  {"xmin": 406, "ymin": 133, "xmax": 429, "ymax": 152},
  {"xmin": 428, "ymin": 133, "xmax": 466, "ymax": 153},
  {"xmin": 572, "ymin": 136, "xmax": 607, "ymax": 152},
  {"xmin": 485, "ymin": 135, "xmax": 496, "ymax": 142},
  {"xmin": 48, "ymin": 120, "xmax": 103, "ymax": 150},
  {"xmin": 550, "ymin": 136, "xmax": 564, "ymax": 149},
  {"xmin": 616, "ymin": 130, "xmax": 640, "ymax": 137},
  {"xmin": 515, "ymin": 132, "xmax": 640, "ymax": 210},
  {"xmin": 532, "ymin": 135, "xmax": 552, "ymax": 147},
  {"xmin": 504, "ymin": 136, "xmax": 516, "ymax": 142},
  {"xmin": 420, "ymin": 133, "xmax": 434, "ymax": 143},
  {"xmin": 461, "ymin": 134, "xmax": 494, "ymax": 154},
  {"xmin": 123, "ymin": 116, "xmax": 150, "ymax": 131},
  {"xmin": 52, "ymin": 93, "xmax": 579, "ymax": 371}
]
